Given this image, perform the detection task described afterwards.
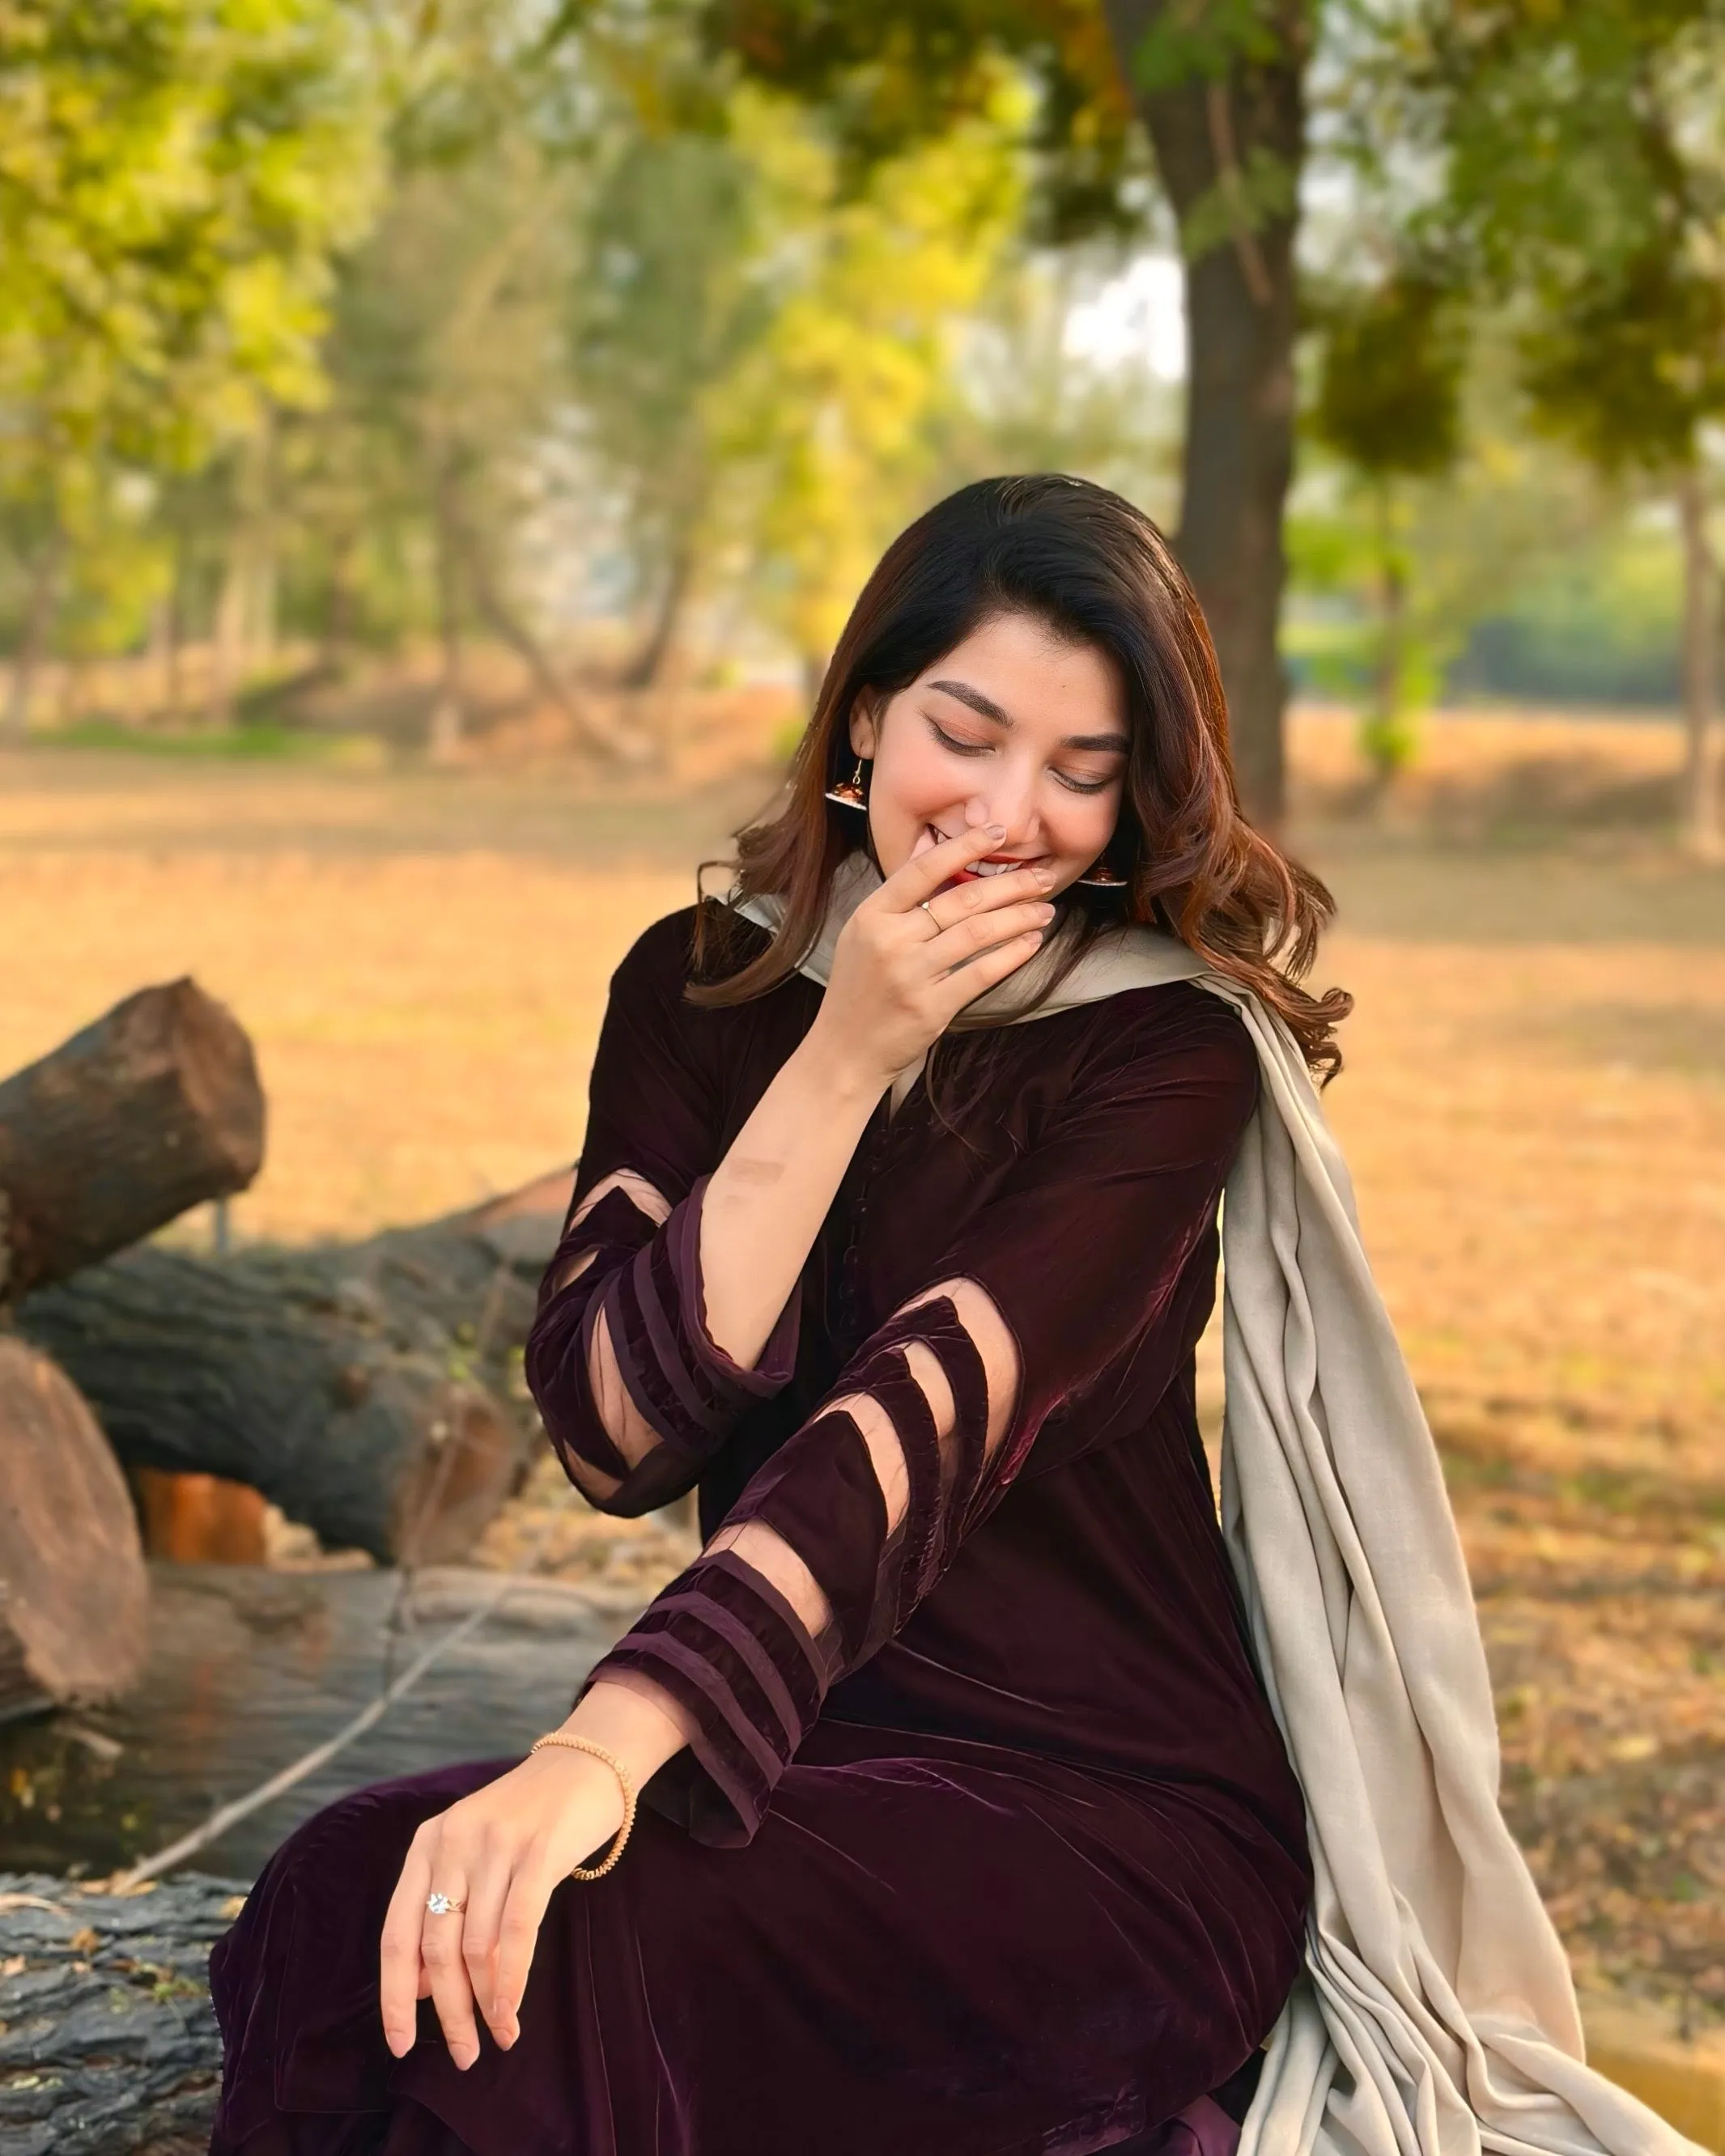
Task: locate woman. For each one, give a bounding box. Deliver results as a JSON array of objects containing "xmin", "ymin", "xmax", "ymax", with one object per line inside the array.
[{"xmin": 206, "ymin": 477, "xmax": 1674, "ymax": 2156}]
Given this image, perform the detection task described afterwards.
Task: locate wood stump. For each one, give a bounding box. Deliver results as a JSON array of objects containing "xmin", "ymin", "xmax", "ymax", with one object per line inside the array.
[
  {"xmin": 0, "ymin": 979, "xmax": 264, "ymax": 1303},
  {"xmin": 0, "ymin": 1339, "xmax": 148, "ymax": 1723}
]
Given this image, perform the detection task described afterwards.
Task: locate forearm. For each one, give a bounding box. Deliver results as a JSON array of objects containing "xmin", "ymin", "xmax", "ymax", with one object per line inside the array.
[
  {"xmin": 698, "ymin": 1023, "xmax": 886, "ymax": 1370},
  {"xmin": 548, "ymin": 1674, "xmax": 696, "ymax": 1840}
]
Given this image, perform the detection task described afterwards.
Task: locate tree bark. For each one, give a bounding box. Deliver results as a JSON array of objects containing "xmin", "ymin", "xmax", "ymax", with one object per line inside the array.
[
  {"xmin": 1103, "ymin": 0, "xmax": 1309, "ymax": 829},
  {"xmin": 15, "ymin": 1189, "xmax": 568, "ymax": 1565},
  {"xmin": 1677, "ymin": 467, "xmax": 1722, "ymax": 860},
  {"xmin": 0, "ymin": 1337, "xmax": 149, "ymax": 1721},
  {"xmin": 0, "ymin": 980, "xmax": 265, "ymax": 1305}
]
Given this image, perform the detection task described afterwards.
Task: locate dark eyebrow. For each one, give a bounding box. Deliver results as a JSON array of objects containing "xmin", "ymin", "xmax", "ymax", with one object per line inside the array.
[
  {"xmin": 927, "ymin": 677, "xmax": 1129, "ymax": 755},
  {"xmin": 928, "ymin": 677, "xmax": 1013, "ymax": 725}
]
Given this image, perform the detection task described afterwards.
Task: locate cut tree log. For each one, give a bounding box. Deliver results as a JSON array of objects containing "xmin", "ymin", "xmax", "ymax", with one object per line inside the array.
[
  {"xmin": 0, "ymin": 1338, "xmax": 148, "ymax": 1722},
  {"xmin": 0, "ymin": 1869, "xmax": 239, "ymax": 2156},
  {"xmin": 0, "ymin": 978, "xmax": 265, "ymax": 1304},
  {"xmin": 16, "ymin": 1176, "xmax": 575, "ymax": 1567}
]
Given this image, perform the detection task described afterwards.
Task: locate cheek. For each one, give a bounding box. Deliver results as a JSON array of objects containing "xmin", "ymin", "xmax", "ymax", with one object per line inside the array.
[
  {"xmin": 873, "ymin": 729, "xmax": 959, "ymax": 818},
  {"xmin": 1043, "ymin": 784, "xmax": 1123, "ymax": 863}
]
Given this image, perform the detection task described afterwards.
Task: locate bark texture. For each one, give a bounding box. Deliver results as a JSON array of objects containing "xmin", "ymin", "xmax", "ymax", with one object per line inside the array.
[
  {"xmin": 0, "ymin": 980, "xmax": 265, "ymax": 1305},
  {"xmin": 0, "ymin": 1339, "xmax": 149, "ymax": 1721},
  {"xmin": 16, "ymin": 1195, "xmax": 566, "ymax": 1565},
  {"xmin": 1103, "ymin": 0, "xmax": 1309, "ymax": 828},
  {"xmin": 0, "ymin": 1870, "xmax": 239, "ymax": 2156}
]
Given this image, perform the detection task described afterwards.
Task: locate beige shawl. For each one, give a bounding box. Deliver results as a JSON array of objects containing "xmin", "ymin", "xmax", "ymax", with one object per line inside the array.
[{"xmin": 737, "ymin": 858, "xmax": 1701, "ymax": 2156}]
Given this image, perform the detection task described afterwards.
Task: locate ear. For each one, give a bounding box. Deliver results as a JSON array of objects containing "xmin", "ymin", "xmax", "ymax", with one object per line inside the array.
[{"xmin": 848, "ymin": 693, "xmax": 882, "ymax": 761}]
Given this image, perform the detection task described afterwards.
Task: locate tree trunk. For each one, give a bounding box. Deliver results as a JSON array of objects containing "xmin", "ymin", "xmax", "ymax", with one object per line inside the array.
[
  {"xmin": 207, "ymin": 530, "xmax": 249, "ymax": 729},
  {"xmin": 320, "ymin": 533, "xmax": 358, "ymax": 669},
  {"xmin": 447, "ymin": 494, "xmax": 649, "ymax": 763},
  {"xmin": 1677, "ymin": 467, "xmax": 1722, "ymax": 860},
  {"xmin": 15, "ymin": 1188, "xmax": 569, "ymax": 1565},
  {"xmin": 621, "ymin": 542, "xmax": 695, "ymax": 692},
  {"xmin": 0, "ymin": 980, "xmax": 265, "ymax": 1305},
  {"xmin": 1103, "ymin": 0, "xmax": 1309, "ymax": 830},
  {"xmin": 3, "ymin": 533, "xmax": 64, "ymax": 743},
  {"xmin": 0, "ymin": 1870, "xmax": 237, "ymax": 2155},
  {"xmin": 0, "ymin": 1337, "xmax": 149, "ymax": 1721},
  {"xmin": 428, "ymin": 452, "xmax": 467, "ymax": 759}
]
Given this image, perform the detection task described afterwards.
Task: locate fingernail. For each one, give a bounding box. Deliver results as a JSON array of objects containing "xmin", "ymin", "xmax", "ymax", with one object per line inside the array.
[
  {"xmin": 1032, "ymin": 864, "xmax": 1056, "ymax": 887},
  {"xmin": 1034, "ymin": 903, "xmax": 1055, "ymax": 921},
  {"xmin": 385, "ymin": 2029, "xmax": 411, "ymax": 2057},
  {"xmin": 453, "ymin": 2041, "xmax": 478, "ymax": 2070},
  {"xmin": 985, "ymin": 823, "xmax": 1005, "ymax": 840}
]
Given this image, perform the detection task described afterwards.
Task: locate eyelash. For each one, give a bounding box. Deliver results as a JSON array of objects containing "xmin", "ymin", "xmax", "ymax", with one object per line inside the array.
[{"xmin": 928, "ymin": 719, "xmax": 1116, "ymax": 795}]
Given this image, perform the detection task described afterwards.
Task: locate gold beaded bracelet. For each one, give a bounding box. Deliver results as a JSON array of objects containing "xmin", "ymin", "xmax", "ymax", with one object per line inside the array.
[{"xmin": 529, "ymin": 1732, "xmax": 639, "ymax": 1880}]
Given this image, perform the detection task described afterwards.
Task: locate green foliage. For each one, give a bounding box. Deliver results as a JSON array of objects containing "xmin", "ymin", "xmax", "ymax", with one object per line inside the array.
[
  {"xmin": 0, "ymin": 0, "xmax": 382, "ymax": 469},
  {"xmin": 1311, "ymin": 274, "xmax": 1464, "ymax": 481},
  {"xmin": 1520, "ymin": 251, "xmax": 1725, "ymax": 478},
  {"xmin": 1130, "ymin": 0, "xmax": 1287, "ymax": 91}
]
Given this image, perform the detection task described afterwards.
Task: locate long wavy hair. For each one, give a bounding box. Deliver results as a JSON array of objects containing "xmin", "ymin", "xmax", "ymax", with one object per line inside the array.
[{"xmin": 691, "ymin": 474, "xmax": 1350, "ymax": 1080}]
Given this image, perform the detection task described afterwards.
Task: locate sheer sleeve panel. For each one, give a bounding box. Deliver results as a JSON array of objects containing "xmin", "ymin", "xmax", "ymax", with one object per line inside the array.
[
  {"xmin": 584, "ymin": 985, "xmax": 1259, "ymax": 1844},
  {"xmin": 529, "ymin": 1171, "xmax": 802, "ymax": 1517},
  {"xmin": 525, "ymin": 913, "xmax": 801, "ymax": 1517}
]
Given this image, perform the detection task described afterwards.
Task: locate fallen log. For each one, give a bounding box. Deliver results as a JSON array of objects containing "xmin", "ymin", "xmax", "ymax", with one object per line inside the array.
[
  {"xmin": 0, "ymin": 1870, "xmax": 239, "ymax": 2156},
  {"xmin": 0, "ymin": 979, "xmax": 264, "ymax": 1304},
  {"xmin": 17, "ymin": 1180, "xmax": 572, "ymax": 1566},
  {"xmin": 0, "ymin": 1339, "xmax": 149, "ymax": 1723}
]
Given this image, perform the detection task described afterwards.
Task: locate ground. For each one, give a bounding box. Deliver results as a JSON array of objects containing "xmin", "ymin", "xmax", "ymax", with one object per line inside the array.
[{"xmin": 1, "ymin": 707, "xmax": 1720, "ymax": 2029}]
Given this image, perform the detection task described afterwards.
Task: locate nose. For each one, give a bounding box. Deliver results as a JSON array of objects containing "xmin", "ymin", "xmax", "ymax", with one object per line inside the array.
[{"xmin": 961, "ymin": 778, "xmax": 1039, "ymax": 847}]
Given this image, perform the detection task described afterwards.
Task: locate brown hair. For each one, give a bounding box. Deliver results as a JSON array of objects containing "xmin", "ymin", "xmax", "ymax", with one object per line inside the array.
[{"xmin": 692, "ymin": 474, "xmax": 1350, "ymax": 1080}]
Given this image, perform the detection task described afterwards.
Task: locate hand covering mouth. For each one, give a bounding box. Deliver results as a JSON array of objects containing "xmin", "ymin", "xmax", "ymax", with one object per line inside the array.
[{"xmin": 924, "ymin": 825, "xmax": 1051, "ymax": 888}]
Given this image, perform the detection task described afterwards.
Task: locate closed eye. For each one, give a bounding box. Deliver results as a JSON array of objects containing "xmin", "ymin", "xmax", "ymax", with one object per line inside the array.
[
  {"xmin": 929, "ymin": 718, "xmax": 1119, "ymax": 795},
  {"xmin": 928, "ymin": 719, "xmax": 992, "ymax": 758}
]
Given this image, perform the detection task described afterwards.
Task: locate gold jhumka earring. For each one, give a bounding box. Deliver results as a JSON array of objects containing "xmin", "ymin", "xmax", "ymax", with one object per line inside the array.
[{"xmin": 825, "ymin": 755, "xmax": 868, "ymax": 809}]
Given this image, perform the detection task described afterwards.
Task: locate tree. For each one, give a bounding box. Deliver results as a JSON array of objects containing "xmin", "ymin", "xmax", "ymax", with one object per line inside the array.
[
  {"xmin": 712, "ymin": 80, "xmax": 1031, "ymax": 685},
  {"xmin": 0, "ymin": 0, "xmax": 382, "ymax": 733},
  {"xmin": 1395, "ymin": 0, "xmax": 1725, "ymax": 855},
  {"xmin": 702, "ymin": 0, "xmax": 1311, "ymax": 827},
  {"xmin": 1307, "ymin": 270, "xmax": 1464, "ymax": 782}
]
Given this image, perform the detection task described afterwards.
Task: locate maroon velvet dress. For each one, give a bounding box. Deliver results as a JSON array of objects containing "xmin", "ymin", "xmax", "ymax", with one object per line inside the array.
[{"xmin": 207, "ymin": 904, "xmax": 1311, "ymax": 2156}]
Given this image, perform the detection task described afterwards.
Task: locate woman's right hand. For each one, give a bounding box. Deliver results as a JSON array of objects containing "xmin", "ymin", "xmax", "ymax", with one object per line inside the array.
[{"xmin": 808, "ymin": 825, "xmax": 1057, "ymax": 1090}]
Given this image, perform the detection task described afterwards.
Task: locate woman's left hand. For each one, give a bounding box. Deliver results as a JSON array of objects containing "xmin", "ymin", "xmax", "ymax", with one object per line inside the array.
[{"xmin": 379, "ymin": 1746, "xmax": 624, "ymax": 2065}]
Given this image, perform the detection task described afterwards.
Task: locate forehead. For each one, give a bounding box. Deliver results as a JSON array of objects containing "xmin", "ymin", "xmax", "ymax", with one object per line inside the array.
[{"xmin": 916, "ymin": 613, "xmax": 1127, "ymax": 733}]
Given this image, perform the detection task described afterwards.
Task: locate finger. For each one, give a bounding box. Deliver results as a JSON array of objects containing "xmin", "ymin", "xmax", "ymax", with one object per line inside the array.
[
  {"xmin": 924, "ymin": 901, "xmax": 1056, "ymax": 970},
  {"xmin": 419, "ymin": 1869, "xmax": 482, "ymax": 2069},
  {"xmin": 916, "ymin": 861, "xmax": 1059, "ymax": 934},
  {"xmin": 490, "ymin": 1847, "xmax": 563, "ymax": 2049},
  {"xmin": 460, "ymin": 1844, "xmax": 513, "ymax": 2047},
  {"xmin": 928, "ymin": 927, "xmax": 1046, "ymax": 1013},
  {"xmin": 380, "ymin": 1832, "xmax": 436, "ymax": 2056},
  {"xmin": 877, "ymin": 823, "xmax": 1010, "ymax": 910}
]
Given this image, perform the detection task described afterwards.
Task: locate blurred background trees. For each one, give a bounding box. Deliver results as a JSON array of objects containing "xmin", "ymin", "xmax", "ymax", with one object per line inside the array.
[{"xmin": 2, "ymin": 0, "xmax": 1724, "ymax": 846}]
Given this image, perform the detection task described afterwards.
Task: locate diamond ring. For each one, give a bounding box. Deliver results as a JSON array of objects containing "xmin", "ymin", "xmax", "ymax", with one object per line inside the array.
[{"xmin": 425, "ymin": 1891, "xmax": 465, "ymax": 1916}]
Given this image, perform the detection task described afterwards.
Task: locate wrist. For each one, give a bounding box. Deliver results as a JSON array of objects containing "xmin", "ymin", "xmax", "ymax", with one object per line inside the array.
[
  {"xmin": 532, "ymin": 1733, "xmax": 627, "ymax": 1837},
  {"xmin": 797, "ymin": 1015, "xmax": 895, "ymax": 1104}
]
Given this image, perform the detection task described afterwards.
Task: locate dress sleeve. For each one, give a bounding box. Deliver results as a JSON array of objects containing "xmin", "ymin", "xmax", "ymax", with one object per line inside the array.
[
  {"xmin": 583, "ymin": 987, "xmax": 1260, "ymax": 1844},
  {"xmin": 525, "ymin": 914, "xmax": 801, "ymax": 1518}
]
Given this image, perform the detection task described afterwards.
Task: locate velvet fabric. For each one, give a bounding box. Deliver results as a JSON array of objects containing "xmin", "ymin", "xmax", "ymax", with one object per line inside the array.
[{"xmin": 207, "ymin": 906, "xmax": 1312, "ymax": 2156}]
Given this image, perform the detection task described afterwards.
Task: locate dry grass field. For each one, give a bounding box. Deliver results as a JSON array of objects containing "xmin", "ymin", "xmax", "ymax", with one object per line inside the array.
[{"xmin": 2, "ymin": 705, "xmax": 1721, "ymax": 2022}]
